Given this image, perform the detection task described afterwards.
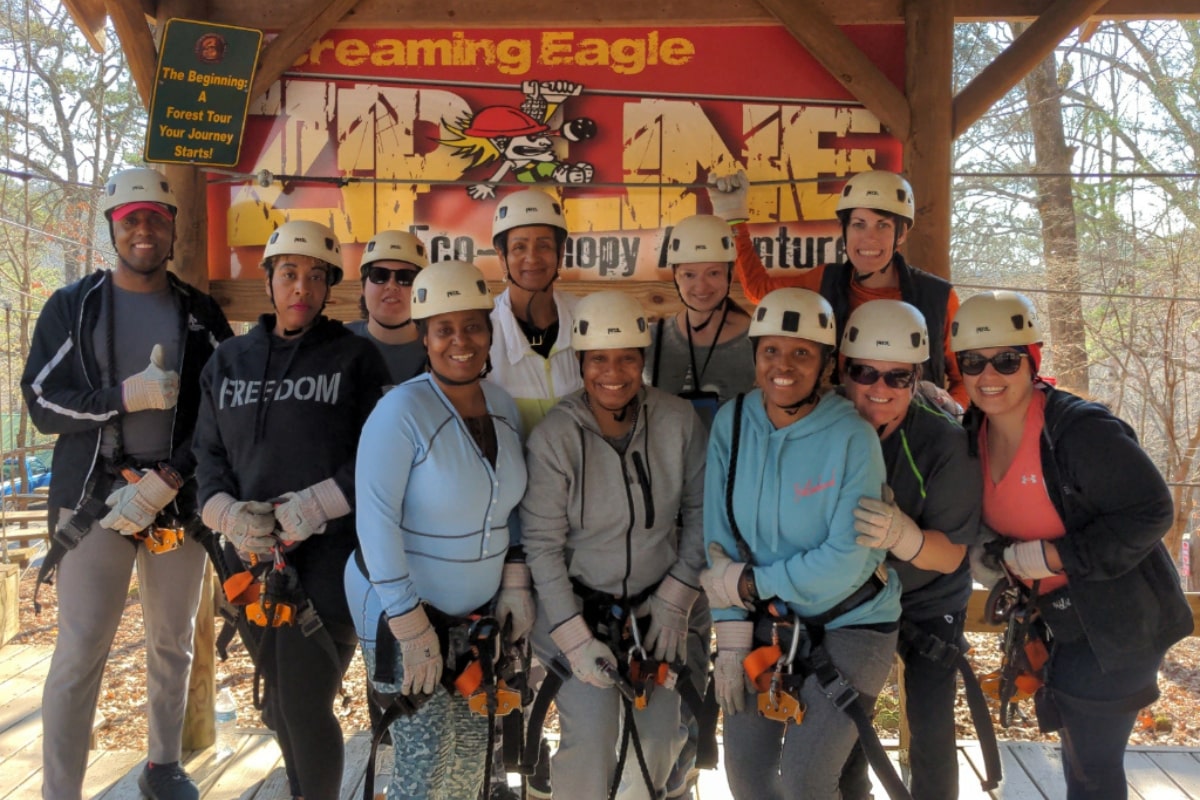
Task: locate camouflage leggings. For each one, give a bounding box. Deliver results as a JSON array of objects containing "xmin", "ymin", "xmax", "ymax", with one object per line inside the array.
[{"xmin": 362, "ymin": 644, "xmax": 489, "ymax": 800}]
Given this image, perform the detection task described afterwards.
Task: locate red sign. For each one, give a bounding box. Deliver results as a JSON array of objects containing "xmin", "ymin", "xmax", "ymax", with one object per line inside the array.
[{"xmin": 209, "ymin": 25, "xmax": 905, "ymax": 281}]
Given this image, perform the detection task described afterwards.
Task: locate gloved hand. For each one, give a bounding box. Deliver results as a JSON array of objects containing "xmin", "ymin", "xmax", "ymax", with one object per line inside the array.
[
  {"xmin": 713, "ymin": 620, "xmax": 755, "ymax": 716},
  {"xmin": 494, "ymin": 561, "xmax": 536, "ymax": 642},
  {"xmin": 968, "ymin": 526, "xmax": 1009, "ymax": 588},
  {"xmin": 642, "ymin": 574, "xmax": 700, "ymax": 664},
  {"xmin": 100, "ymin": 469, "xmax": 178, "ymax": 534},
  {"xmin": 121, "ymin": 344, "xmax": 180, "ymax": 412},
  {"xmin": 273, "ymin": 478, "xmax": 350, "ymax": 543},
  {"xmin": 550, "ymin": 614, "xmax": 617, "ymax": 689},
  {"xmin": 389, "ymin": 605, "xmax": 443, "ymax": 696},
  {"xmin": 202, "ymin": 492, "xmax": 276, "ymax": 556},
  {"xmin": 707, "ymin": 169, "xmax": 750, "ymax": 223},
  {"xmin": 918, "ymin": 380, "xmax": 963, "ymax": 417},
  {"xmin": 1003, "ymin": 540, "xmax": 1059, "ymax": 581},
  {"xmin": 853, "ymin": 484, "xmax": 925, "ymax": 562},
  {"xmin": 699, "ymin": 541, "xmax": 751, "ymax": 611}
]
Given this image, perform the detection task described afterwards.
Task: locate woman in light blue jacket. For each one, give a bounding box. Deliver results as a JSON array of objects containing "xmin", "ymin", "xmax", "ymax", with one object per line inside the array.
[{"xmin": 346, "ymin": 261, "xmax": 530, "ymax": 800}]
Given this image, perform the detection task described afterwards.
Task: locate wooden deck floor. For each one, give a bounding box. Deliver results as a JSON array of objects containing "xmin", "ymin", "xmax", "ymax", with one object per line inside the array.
[{"xmin": 5, "ymin": 643, "xmax": 1200, "ymax": 799}]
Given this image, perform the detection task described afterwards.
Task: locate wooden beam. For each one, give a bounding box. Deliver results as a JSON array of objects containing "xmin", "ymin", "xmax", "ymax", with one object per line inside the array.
[
  {"xmin": 953, "ymin": 0, "xmax": 1110, "ymax": 139},
  {"xmin": 904, "ymin": 0, "xmax": 954, "ymax": 280},
  {"xmin": 62, "ymin": 0, "xmax": 108, "ymax": 53},
  {"xmin": 197, "ymin": 0, "xmax": 1200, "ymax": 28},
  {"xmin": 104, "ymin": 0, "xmax": 157, "ymax": 107},
  {"xmin": 756, "ymin": 0, "xmax": 911, "ymax": 141},
  {"xmin": 250, "ymin": 0, "xmax": 361, "ymax": 102}
]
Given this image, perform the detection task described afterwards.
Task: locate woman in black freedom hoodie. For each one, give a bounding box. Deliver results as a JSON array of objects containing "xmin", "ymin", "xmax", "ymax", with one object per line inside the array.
[{"xmin": 194, "ymin": 221, "xmax": 389, "ymax": 800}]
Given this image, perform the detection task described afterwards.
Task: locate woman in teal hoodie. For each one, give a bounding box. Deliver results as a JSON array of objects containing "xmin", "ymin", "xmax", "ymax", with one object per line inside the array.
[{"xmin": 700, "ymin": 288, "xmax": 901, "ymax": 800}]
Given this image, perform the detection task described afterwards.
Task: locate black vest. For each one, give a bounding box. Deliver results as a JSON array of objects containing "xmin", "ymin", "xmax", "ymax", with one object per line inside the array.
[{"xmin": 820, "ymin": 254, "xmax": 953, "ymax": 388}]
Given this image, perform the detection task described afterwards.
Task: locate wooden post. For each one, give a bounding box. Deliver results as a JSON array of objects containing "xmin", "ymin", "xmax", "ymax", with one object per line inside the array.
[
  {"xmin": 155, "ymin": 0, "xmax": 218, "ymax": 750},
  {"xmin": 903, "ymin": 0, "xmax": 955, "ymax": 280},
  {"xmin": 164, "ymin": 165, "xmax": 210, "ymax": 292},
  {"xmin": 182, "ymin": 561, "xmax": 216, "ymax": 750}
]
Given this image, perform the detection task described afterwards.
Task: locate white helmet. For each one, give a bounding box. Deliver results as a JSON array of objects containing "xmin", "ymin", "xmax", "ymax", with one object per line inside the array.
[
  {"xmin": 836, "ymin": 171, "xmax": 915, "ymax": 227},
  {"xmin": 492, "ymin": 189, "xmax": 568, "ymax": 242},
  {"xmin": 749, "ymin": 288, "xmax": 837, "ymax": 346},
  {"xmin": 361, "ymin": 230, "xmax": 428, "ymax": 272},
  {"xmin": 571, "ymin": 291, "xmax": 651, "ymax": 351},
  {"xmin": 101, "ymin": 167, "xmax": 177, "ymax": 218},
  {"xmin": 411, "ymin": 260, "xmax": 493, "ymax": 320},
  {"xmin": 262, "ymin": 221, "xmax": 344, "ymax": 285},
  {"xmin": 666, "ymin": 215, "xmax": 734, "ymax": 265},
  {"xmin": 951, "ymin": 291, "xmax": 1042, "ymax": 352},
  {"xmin": 841, "ymin": 300, "xmax": 929, "ymax": 364}
]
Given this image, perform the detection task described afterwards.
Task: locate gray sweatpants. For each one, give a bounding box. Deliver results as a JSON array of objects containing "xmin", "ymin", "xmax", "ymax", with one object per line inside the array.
[
  {"xmin": 41, "ymin": 509, "xmax": 207, "ymax": 800},
  {"xmin": 532, "ymin": 602, "xmax": 710, "ymax": 800},
  {"xmin": 722, "ymin": 625, "xmax": 898, "ymax": 800}
]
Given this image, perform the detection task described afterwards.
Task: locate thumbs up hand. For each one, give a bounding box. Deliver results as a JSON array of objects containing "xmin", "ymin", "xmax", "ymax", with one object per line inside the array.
[{"xmin": 121, "ymin": 344, "xmax": 180, "ymax": 412}]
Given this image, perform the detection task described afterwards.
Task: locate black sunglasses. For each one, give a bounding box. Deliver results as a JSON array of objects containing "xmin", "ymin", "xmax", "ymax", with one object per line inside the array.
[
  {"xmin": 845, "ymin": 362, "xmax": 918, "ymax": 389},
  {"xmin": 366, "ymin": 266, "xmax": 418, "ymax": 286},
  {"xmin": 957, "ymin": 350, "xmax": 1028, "ymax": 376}
]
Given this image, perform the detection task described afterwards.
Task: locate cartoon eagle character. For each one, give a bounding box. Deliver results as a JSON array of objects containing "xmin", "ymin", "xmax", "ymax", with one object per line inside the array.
[{"xmin": 442, "ymin": 80, "xmax": 597, "ymax": 200}]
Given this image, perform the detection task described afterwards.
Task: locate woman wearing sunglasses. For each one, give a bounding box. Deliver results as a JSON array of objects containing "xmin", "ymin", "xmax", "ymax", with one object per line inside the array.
[
  {"xmin": 700, "ymin": 288, "xmax": 900, "ymax": 800},
  {"xmin": 838, "ymin": 300, "xmax": 984, "ymax": 799},
  {"xmin": 953, "ymin": 290, "xmax": 1192, "ymax": 799},
  {"xmin": 348, "ymin": 229, "xmax": 429, "ymax": 386}
]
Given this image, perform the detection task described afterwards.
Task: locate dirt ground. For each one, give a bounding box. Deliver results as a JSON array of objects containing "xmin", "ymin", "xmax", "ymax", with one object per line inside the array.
[{"xmin": 11, "ymin": 569, "xmax": 1200, "ymax": 750}]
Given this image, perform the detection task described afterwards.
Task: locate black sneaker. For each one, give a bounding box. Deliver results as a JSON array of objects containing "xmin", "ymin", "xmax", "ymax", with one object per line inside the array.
[
  {"xmin": 138, "ymin": 761, "xmax": 199, "ymax": 800},
  {"xmin": 487, "ymin": 785, "xmax": 522, "ymax": 800}
]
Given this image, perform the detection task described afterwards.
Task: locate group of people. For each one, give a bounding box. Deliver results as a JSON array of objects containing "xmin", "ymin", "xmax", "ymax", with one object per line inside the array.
[{"xmin": 20, "ymin": 164, "xmax": 1191, "ymax": 800}]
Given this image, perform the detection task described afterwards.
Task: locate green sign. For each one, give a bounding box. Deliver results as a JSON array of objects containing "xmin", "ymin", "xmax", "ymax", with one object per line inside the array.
[{"xmin": 145, "ymin": 19, "xmax": 262, "ymax": 167}]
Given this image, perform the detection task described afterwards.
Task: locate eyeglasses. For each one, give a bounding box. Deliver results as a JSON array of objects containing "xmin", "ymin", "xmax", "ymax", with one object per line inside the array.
[
  {"xmin": 957, "ymin": 350, "xmax": 1028, "ymax": 376},
  {"xmin": 366, "ymin": 266, "xmax": 418, "ymax": 286},
  {"xmin": 844, "ymin": 362, "xmax": 918, "ymax": 389}
]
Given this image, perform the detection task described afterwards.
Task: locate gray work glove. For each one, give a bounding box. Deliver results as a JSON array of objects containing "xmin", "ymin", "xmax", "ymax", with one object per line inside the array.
[
  {"xmin": 707, "ymin": 169, "xmax": 750, "ymax": 223},
  {"xmin": 700, "ymin": 541, "xmax": 751, "ymax": 611},
  {"xmin": 273, "ymin": 478, "xmax": 350, "ymax": 543},
  {"xmin": 713, "ymin": 620, "xmax": 755, "ymax": 716},
  {"xmin": 494, "ymin": 561, "xmax": 536, "ymax": 643},
  {"xmin": 100, "ymin": 469, "xmax": 177, "ymax": 534},
  {"xmin": 1003, "ymin": 540, "xmax": 1059, "ymax": 581},
  {"xmin": 202, "ymin": 492, "xmax": 276, "ymax": 556},
  {"xmin": 551, "ymin": 614, "xmax": 617, "ymax": 689},
  {"xmin": 642, "ymin": 574, "xmax": 700, "ymax": 664},
  {"xmin": 389, "ymin": 605, "xmax": 443, "ymax": 696},
  {"xmin": 121, "ymin": 344, "xmax": 180, "ymax": 412},
  {"xmin": 853, "ymin": 484, "xmax": 925, "ymax": 562},
  {"xmin": 969, "ymin": 526, "xmax": 1009, "ymax": 589}
]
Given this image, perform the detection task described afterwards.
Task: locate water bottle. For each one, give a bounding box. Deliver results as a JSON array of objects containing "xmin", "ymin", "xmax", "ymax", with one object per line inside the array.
[{"xmin": 214, "ymin": 687, "xmax": 237, "ymax": 760}]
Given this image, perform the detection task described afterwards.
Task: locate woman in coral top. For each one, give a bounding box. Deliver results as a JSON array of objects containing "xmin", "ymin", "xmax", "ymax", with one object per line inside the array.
[{"xmin": 953, "ymin": 290, "xmax": 1192, "ymax": 799}]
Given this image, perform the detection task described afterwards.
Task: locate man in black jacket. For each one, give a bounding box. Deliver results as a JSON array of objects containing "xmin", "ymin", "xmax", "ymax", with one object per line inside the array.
[{"xmin": 20, "ymin": 167, "xmax": 232, "ymax": 800}]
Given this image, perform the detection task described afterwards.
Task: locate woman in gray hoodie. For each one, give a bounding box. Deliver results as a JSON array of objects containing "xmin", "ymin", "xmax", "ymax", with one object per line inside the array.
[{"xmin": 521, "ymin": 291, "xmax": 709, "ymax": 800}]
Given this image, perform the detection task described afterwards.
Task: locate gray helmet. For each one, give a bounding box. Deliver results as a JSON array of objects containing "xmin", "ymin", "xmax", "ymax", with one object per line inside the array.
[
  {"xmin": 841, "ymin": 300, "xmax": 929, "ymax": 363},
  {"xmin": 101, "ymin": 167, "xmax": 177, "ymax": 219},
  {"xmin": 666, "ymin": 215, "xmax": 735, "ymax": 265},
  {"xmin": 836, "ymin": 171, "xmax": 915, "ymax": 227},
  {"xmin": 571, "ymin": 291, "xmax": 651, "ymax": 351},
  {"xmin": 361, "ymin": 230, "xmax": 429, "ymax": 272},
  {"xmin": 262, "ymin": 221, "xmax": 344, "ymax": 286},
  {"xmin": 749, "ymin": 289, "xmax": 836, "ymax": 346},
  {"xmin": 951, "ymin": 291, "xmax": 1042, "ymax": 352},
  {"xmin": 411, "ymin": 260, "xmax": 494, "ymax": 320}
]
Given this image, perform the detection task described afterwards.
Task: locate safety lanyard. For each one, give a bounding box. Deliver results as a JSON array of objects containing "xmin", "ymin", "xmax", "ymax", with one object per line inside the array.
[{"xmin": 684, "ymin": 300, "xmax": 729, "ymax": 392}]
